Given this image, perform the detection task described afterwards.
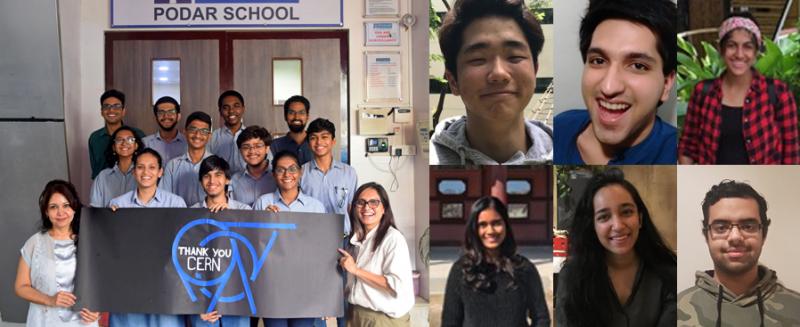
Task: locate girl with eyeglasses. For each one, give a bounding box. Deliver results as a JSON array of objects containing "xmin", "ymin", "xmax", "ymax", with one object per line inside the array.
[
  {"xmin": 338, "ymin": 182, "xmax": 414, "ymax": 326},
  {"xmin": 90, "ymin": 126, "xmax": 144, "ymax": 207}
]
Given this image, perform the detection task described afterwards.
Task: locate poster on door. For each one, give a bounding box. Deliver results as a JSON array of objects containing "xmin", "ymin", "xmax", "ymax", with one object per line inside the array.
[{"xmin": 111, "ymin": 0, "xmax": 343, "ymax": 28}]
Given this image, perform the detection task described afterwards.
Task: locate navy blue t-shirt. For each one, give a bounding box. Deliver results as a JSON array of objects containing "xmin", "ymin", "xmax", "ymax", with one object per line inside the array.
[{"xmin": 554, "ymin": 109, "xmax": 677, "ymax": 164}]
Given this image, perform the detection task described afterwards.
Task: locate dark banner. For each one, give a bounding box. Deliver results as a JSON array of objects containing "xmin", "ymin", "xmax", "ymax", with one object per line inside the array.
[{"xmin": 74, "ymin": 207, "xmax": 344, "ymax": 318}]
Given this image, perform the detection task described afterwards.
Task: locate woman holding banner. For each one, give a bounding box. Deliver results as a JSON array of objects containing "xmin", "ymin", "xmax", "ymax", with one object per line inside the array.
[
  {"xmin": 14, "ymin": 180, "xmax": 101, "ymax": 326},
  {"xmin": 338, "ymin": 182, "xmax": 414, "ymax": 326}
]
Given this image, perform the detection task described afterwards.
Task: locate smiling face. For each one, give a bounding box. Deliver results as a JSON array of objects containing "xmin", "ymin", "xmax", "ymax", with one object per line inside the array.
[
  {"xmin": 201, "ymin": 169, "xmax": 229, "ymax": 198},
  {"xmin": 220, "ymin": 95, "xmax": 245, "ymax": 128},
  {"xmin": 308, "ymin": 131, "xmax": 335, "ymax": 158},
  {"xmin": 447, "ymin": 16, "xmax": 536, "ymax": 123},
  {"xmin": 706, "ymin": 197, "xmax": 764, "ymax": 277},
  {"xmin": 582, "ymin": 19, "xmax": 675, "ymax": 148},
  {"xmin": 101, "ymin": 96, "xmax": 126, "ymax": 125},
  {"xmin": 46, "ymin": 192, "xmax": 75, "ymax": 231},
  {"xmin": 285, "ymin": 101, "xmax": 309, "ymax": 133},
  {"xmin": 593, "ymin": 184, "xmax": 641, "ymax": 258},
  {"xmin": 155, "ymin": 102, "xmax": 180, "ymax": 131},
  {"xmin": 134, "ymin": 152, "xmax": 163, "ymax": 189},
  {"xmin": 356, "ymin": 187, "xmax": 385, "ymax": 233},
  {"xmin": 239, "ymin": 137, "xmax": 268, "ymax": 167},
  {"xmin": 113, "ymin": 129, "xmax": 138, "ymax": 160},
  {"xmin": 185, "ymin": 119, "xmax": 211, "ymax": 150},
  {"xmin": 722, "ymin": 29, "xmax": 757, "ymax": 77},
  {"xmin": 272, "ymin": 156, "xmax": 301, "ymax": 192},
  {"xmin": 476, "ymin": 207, "xmax": 506, "ymax": 252}
]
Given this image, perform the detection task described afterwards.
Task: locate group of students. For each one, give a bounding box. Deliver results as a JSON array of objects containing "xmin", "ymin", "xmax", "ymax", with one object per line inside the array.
[
  {"xmin": 431, "ymin": 0, "xmax": 798, "ymax": 165},
  {"xmin": 14, "ymin": 89, "xmax": 416, "ymax": 326}
]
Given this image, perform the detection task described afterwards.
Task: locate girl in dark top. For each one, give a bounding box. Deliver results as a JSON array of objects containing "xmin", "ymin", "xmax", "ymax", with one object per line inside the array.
[
  {"xmin": 678, "ymin": 12, "xmax": 799, "ymax": 164},
  {"xmin": 441, "ymin": 196, "xmax": 550, "ymax": 327},
  {"xmin": 557, "ymin": 170, "xmax": 676, "ymax": 327}
]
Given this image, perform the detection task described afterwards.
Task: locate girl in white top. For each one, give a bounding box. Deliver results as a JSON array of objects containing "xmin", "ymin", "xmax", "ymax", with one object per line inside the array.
[
  {"xmin": 15, "ymin": 180, "xmax": 101, "ymax": 326},
  {"xmin": 338, "ymin": 182, "xmax": 414, "ymax": 326}
]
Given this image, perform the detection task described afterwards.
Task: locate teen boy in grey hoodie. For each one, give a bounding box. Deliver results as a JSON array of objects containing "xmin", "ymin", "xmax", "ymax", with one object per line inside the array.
[{"xmin": 430, "ymin": 0, "xmax": 553, "ymax": 165}]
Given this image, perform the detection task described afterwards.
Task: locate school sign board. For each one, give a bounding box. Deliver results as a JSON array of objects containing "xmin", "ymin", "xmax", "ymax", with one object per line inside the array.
[
  {"xmin": 74, "ymin": 208, "xmax": 344, "ymax": 317},
  {"xmin": 111, "ymin": 0, "xmax": 344, "ymax": 28}
]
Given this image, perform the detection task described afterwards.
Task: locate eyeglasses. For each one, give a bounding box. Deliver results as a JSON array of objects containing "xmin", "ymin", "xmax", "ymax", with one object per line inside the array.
[
  {"xmin": 274, "ymin": 165, "xmax": 300, "ymax": 175},
  {"xmin": 706, "ymin": 221, "xmax": 762, "ymax": 238},
  {"xmin": 101, "ymin": 103, "xmax": 124, "ymax": 111},
  {"xmin": 241, "ymin": 143, "xmax": 266, "ymax": 152},
  {"xmin": 156, "ymin": 109, "xmax": 178, "ymax": 117},
  {"xmin": 355, "ymin": 199, "xmax": 382, "ymax": 209},
  {"xmin": 113, "ymin": 136, "xmax": 137, "ymax": 145},
  {"xmin": 287, "ymin": 110, "xmax": 307, "ymax": 116},
  {"xmin": 186, "ymin": 126, "xmax": 212, "ymax": 135}
]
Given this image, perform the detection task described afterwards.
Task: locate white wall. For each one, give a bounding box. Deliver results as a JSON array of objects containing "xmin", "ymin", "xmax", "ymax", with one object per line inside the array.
[
  {"xmin": 677, "ymin": 166, "xmax": 800, "ymax": 293},
  {"xmin": 60, "ymin": 0, "xmax": 428, "ymax": 298},
  {"xmin": 553, "ymin": 0, "xmax": 677, "ymax": 125}
]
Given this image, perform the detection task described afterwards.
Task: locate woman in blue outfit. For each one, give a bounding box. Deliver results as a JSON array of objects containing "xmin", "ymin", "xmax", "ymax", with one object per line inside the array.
[
  {"xmin": 14, "ymin": 180, "xmax": 101, "ymax": 326},
  {"xmin": 90, "ymin": 126, "xmax": 143, "ymax": 207}
]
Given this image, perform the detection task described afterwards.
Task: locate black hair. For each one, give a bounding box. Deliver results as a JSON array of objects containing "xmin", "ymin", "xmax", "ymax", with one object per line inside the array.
[
  {"xmin": 560, "ymin": 169, "xmax": 676, "ymax": 327},
  {"xmin": 283, "ymin": 95, "xmax": 310, "ymax": 119},
  {"xmin": 701, "ymin": 180, "xmax": 770, "ymax": 238},
  {"xmin": 104, "ymin": 126, "xmax": 145, "ymax": 169},
  {"xmin": 306, "ymin": 118, "xmax": 336, "ymax": 139},
  {"xmin": 133, "ymin": 148, "xmax": 163, "ymax": 169},
  {"xmin": 719, "ymin": 12, "xmax": 762, "ymax": 51},
  {"xmin": 38, "ymin": 180, "xmax": 82, "ymax": 242},
  {"xmin": 185, "ymin": 111, "xmax": 212, "ymax": 129},
  {"xmin": 579, "ymin": 0, "xmax": 677, "ymax": 76},
  {"xmin": 217, "ymin": 90, "xmax": 245, "ymax": 109},
  {"xmin": 198, "ymin": 156, "xmax": 232, "ymax": 197},
  {"xmin": 461, "ymin": 196, "xmax": 525, "ymax": 292},
  {"xmin": 100, "ymin": 89, "xmax": 126, "ymax": 107},
  {"xmin": 271, "ymin": 150, "xmax": 300, "ymax": 171},
  {"xmin": 347, "ymin": 182, "xmax": 399, "ymax": 252},
  {"xmin": 153, "ymin": 96, "xmax": 181, "ymax": 115},
  {"xmin": 438, "ymin": 0, "xmax": 544, "ymax": 80},
  {"xmin": 236, "ymin": 125, "xmax": 273, "ymax": 149}
]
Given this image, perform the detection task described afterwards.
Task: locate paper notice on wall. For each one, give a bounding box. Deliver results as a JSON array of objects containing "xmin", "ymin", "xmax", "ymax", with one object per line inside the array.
[
  {"xmin": 365, "ymin": 22, "xmax": 400, "ymax": 46},
  {"xmin": 365, "ymin": 0, "xmax": 399, "ymax": 16},
  {"xmin": 365, "ymin": 52, "xmax": 402, "ymax": 102}
]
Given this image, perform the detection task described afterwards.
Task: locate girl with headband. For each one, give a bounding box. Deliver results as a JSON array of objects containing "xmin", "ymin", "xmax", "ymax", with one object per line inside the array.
[{"xmin": 679, "ymin": 12, "xmax": 799, "ymax": 164}]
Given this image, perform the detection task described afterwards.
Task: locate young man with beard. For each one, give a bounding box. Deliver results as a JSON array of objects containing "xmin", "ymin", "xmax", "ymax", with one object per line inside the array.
[
  {"xmin": 553, "ymin": 0, "xmax": 677, "ymax": 164},
  {"xmin": 430, "ymin": 0, "xmax": 552, "ymax": 165},
  {"xmin": 143, "ymin": 96, "xmax": 187, "ymax": 163},
  {"xmin": 677, "ymin": 180, "xmax": 800, "ymax": 326},
  {"xmin": 210, "ymin": 90, "xmax": 247, "ymax": 174},
  {"xmin": 270, "ymin": 95, "xmax": 314, "ymax": 166},
  {"xmin": 230, "ymin": 125, "xmax": 277, "ymax": 207},
  {"xmin": 89, "ymin": 89, "xmax": 145, "ymax": 178},
  {"xmin": 160, "ymin": 111, "xmax": 214, "ymax": 206}
]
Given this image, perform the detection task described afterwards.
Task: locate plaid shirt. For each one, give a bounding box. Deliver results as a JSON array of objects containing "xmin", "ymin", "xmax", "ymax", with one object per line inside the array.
[{"xmin": 678, "ymin": 72, "xmax": 799, "ymax": 164}]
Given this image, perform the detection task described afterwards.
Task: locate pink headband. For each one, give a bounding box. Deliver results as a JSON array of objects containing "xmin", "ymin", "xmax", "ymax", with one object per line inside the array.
[{"xmin": 719, "ymin": 16, "xmax": 762, "ymax": 45}]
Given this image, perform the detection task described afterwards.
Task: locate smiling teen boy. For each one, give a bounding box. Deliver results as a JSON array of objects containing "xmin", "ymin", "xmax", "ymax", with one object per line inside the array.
[
  {"xmin": 554, "ymin": 0, "xmax": 677, "ymax": 164},
  {"xmin": 430, "ymin": 0, "xmax": 553, "ymax": 165}
]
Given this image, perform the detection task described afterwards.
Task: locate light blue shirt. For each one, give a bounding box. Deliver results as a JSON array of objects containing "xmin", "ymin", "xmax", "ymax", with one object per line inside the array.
[
  {"xmin": 143, "ymin": 131, "xmax": 188, "ymax": 164},
  {"xmin": 108, "ymin": 187, "xmax": 186, "ymax": 326},
  {"xmin": 300, "ymin": 159, "xmax": 357, "ymax": 235},
  {"xmin": 270, "ymin": 134, "xmax": 314, "ymax": 166},
  {"xmin": 160, "ymin": 151, "xmax": 212, "ymax": 206},
  {"xmin": 230, "ymin": 169, "xmax": 277, "ymax": 207},
  {"xmin": 209, "ymin": 124, "xmax": 246, "ymax": 174},
  {"xmin": 109, "ymin": 188, "xmax": 187, "ymax": 208},
  {"xmin": 252, "ymin": 191, "xmax": 325, "ymax": 213},
  {"xmin": 90, "ymin": 163, "xmax": 136, "ymax": 208},
  {"xmin": 191, "ymin": 198, "xmax": 252, "ymax": 210}
]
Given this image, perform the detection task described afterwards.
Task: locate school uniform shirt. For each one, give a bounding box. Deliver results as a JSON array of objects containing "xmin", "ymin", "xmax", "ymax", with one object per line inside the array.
[
  {"xmin": 191, "ymin": 198, "xmax": 252, "ymax": 210},
  {"xmin": 347, "ymin": 227, "xmax": 414, "ymax": 318},
  {"xmin": 230, "ymin": 169, "xmax": 277, "ymax": 207},
  {"xmin": 270, "ymin": 134, "xmax": 314, "ymax": 166},
  {"xmin": 109, "ymin": 188, "xmax": 187, "ymax": 209},
  {"xmin": 160, "ymin": 151, "xmax": 213, "ymax": 206},
  {"xmin": 90, "ymin": 163, "xmax": 136, "ymax": 208},
  {"xmin": 252, "ymin": 191, "xmax": 325, "ymax": 213},
  {"xmin": 209, "ymin": 125, "xmax": 246, "ymax": 174},
  {"xmin": 300, "ymin": 159, "xmax": 358, "ymax": 235},
  {"xmin": 143, "ymin": 131, "xmax": 188, "ymax": 164},
  {"xmin": 554, "ymin": 109, "xmax": 677, "ymax": 164}
]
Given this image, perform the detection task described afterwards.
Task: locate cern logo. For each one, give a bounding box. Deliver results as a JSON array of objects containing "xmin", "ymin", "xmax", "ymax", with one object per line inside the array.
[{"xmin": 171, "ymin": 218, "xmax": 296, "ymax": 314}]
